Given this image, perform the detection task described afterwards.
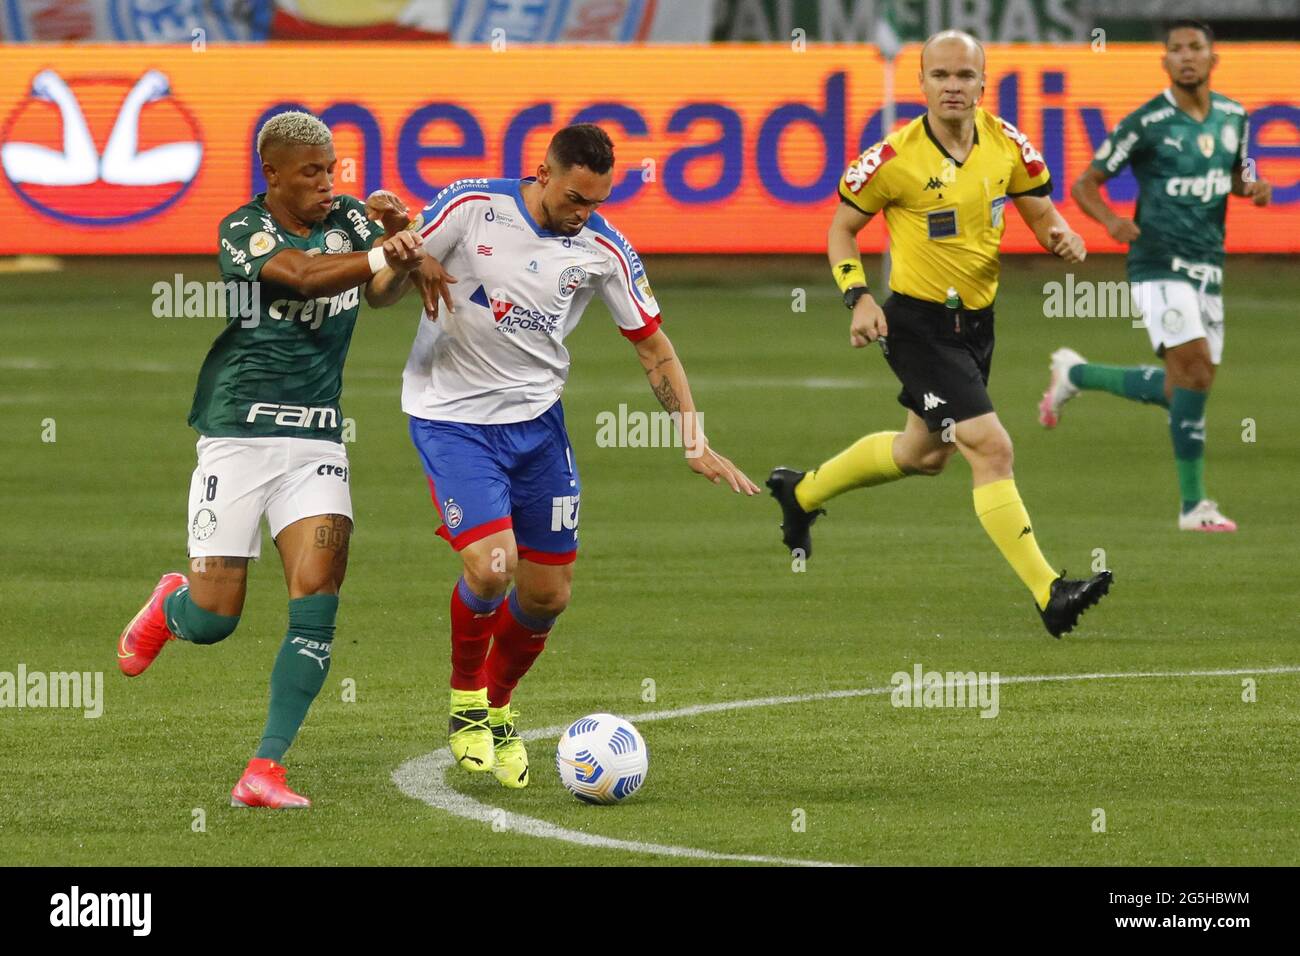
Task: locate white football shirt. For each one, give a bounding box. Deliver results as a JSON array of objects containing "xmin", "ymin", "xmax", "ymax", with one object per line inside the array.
[{"xmin": 400, "ymin": 177, "xmax": 662, "ymax": 424}]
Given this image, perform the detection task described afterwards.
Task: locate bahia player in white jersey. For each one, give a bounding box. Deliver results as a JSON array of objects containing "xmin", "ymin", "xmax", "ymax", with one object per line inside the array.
[{"xmin": 397, "ymin": 124, "xmax": 760, "ymax": 789}]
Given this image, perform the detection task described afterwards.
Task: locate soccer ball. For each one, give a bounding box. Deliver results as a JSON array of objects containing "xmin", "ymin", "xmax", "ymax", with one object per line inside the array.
[{"xmin": 555, "ymin": 713, "xmax": 648, "ymax": 804}]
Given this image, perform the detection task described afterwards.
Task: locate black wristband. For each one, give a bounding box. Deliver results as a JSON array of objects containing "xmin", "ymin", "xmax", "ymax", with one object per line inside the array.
[{"xmin": 843, "ymin": 286, "xmax": 870, "ymax": 310}]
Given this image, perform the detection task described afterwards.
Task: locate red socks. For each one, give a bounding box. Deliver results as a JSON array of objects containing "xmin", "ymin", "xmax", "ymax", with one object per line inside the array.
[
  {"xmin": 484, "ymin": 591, "xmax": 555, "ymax": 707},
  {"xmin": 448, "ymin": 577, "xmax": 502, "ymax": 691}
]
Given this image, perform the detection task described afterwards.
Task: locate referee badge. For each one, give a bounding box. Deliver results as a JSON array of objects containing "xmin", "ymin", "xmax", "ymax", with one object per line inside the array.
[{"xmin": 927, "ymin": 208, "xmax": 959, "ymax": 239}]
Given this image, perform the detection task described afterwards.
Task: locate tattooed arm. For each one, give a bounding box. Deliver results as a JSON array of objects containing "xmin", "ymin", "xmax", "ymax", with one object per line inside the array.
[{"xmin": 632, "ymin": 329, "xmax": 760, "ymax": 495}]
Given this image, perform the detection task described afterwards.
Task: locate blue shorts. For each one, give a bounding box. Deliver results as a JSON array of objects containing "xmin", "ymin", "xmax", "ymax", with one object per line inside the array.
[{"xmin": 409, "ymin": 403, "xmax": 580, "ymax": 564}]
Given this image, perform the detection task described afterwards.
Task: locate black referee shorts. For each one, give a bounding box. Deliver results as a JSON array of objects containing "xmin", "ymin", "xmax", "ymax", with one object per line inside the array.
[{"xmin": 878, "ymin": 292, "xmax": 996, "ymax": 432}]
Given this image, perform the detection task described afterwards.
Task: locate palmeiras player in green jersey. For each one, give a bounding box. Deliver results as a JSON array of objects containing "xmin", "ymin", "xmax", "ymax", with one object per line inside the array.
[
  {"xmin": 114, "ymin": 111, "xmax": 447, "ymax": 808},
  {"xmin": 1041, "ymin": 20, "xmax": 1273, "ymax": 531}
]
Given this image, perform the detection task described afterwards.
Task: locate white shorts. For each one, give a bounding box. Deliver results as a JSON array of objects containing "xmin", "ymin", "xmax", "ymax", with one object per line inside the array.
[
  {"xmin": 1131, "ymin": 280, "xmax": 1225, "ymax": 366},
  {"xmin": 186, "ymin": 436, "xmax": 353, "ymax": 559}
]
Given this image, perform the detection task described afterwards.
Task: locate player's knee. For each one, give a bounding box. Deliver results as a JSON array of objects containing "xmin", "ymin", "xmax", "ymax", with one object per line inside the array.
[
  {"xmin": 911, "ymin": 446, "xmax": 954, "ymax": 476},
  {"xmin": 518, "ymin": 580, "xmax": 571, "ymax": 619},
  {"xmin": 287, "ymin": 569, "xmax": 341, "ymax": 599},
  {"xmin": 1185, "ymin": 363, "xmax": 1214, "ymax": 391},
  {"xmin": 185, "ymin": 611, "xmax": 240, "ymax": 645},
  {"xmin": 966, "ymin": 435, "xmax": 1014, "ymax": 476},
  {"xmin": 986, "ymin": 440, "xmax": 1015, "ymax": 475},
  {"xmin": 462, "ymin": 553, "xmax": 515, "ymax": 599}
]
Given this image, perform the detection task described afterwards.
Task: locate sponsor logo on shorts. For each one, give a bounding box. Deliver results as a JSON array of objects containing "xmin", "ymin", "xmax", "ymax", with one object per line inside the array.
[
  {"xmin": 316, "ymin": 463, "xmax": 349, "ymax": 482},
  {"xmin": 922, "ymin": 392, "xmax": 947, "ymax": 411},
  {"xmin": 444, "ymin": 498, "xmax": 463, "ymax": 529},
  {"xmin": 550, "ymin": 494, "xmax": 580, "ymax": 532},
  {"xmin": 191, "ymin": 508, "xmax": 217, "ymax": 540}
]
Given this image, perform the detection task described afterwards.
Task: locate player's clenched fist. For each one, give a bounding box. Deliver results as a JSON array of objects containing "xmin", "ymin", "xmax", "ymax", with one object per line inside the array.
[
  {"xmin": 849, "ymin": 295, "xmax": 888, "ymax": 347},
  {"xmin": 1106, "ymin": 217, "xmax": 1141, "ymax": 244},
  {"xmin": 1242, "ymin": 179, "xmax": 1272, "ymax": 208},
  {"xmin": 1048, "ymin": 226, "xmax": 1087, "ymax": 263},
  {"xmin": 365, "ymin": 189, "xmax": 411, "ymax": 234},
  {"xmin": 380, "ymin": 229, "xmax": 425, "ymax": 272}
]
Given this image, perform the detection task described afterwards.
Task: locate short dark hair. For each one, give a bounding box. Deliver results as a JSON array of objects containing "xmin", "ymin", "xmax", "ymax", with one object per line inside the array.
[
  {"xmin": 1165, "ymin": 19, "xmax": 1213, "ymax": 47},
  {"xmin": 546, "ymin": 124, "xmax": 615, "ymax": 175}
]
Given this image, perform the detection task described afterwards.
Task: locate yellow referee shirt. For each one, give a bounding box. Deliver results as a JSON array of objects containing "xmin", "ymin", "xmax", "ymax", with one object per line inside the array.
[{"xmin": 839, "ymin": 109, "xmax": 1052, "ymax": 309}]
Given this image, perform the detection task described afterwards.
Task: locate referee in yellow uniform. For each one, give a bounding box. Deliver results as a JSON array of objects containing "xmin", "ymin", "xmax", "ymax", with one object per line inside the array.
[{"xmin": 768, "ymin": 30, "xmax": 1112, "ymax": 637}]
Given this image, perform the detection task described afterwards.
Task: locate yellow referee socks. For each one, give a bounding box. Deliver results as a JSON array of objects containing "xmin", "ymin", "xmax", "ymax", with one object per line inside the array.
[
  {"xmin": 973, "ymin": 479, "xmax": 1058, "ymax": 610},
  {"xmin": 794, "ymin": 432, "xmax": 905, "ymax": 511}
]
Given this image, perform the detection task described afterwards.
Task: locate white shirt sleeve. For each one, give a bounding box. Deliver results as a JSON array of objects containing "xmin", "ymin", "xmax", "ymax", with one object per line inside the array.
[
  {"xmin": 414, "ymin": 179, "xmax": 491, "ymax": 261},
  {"xmin": 588, "ymin": 218, "xmax": 662, "ymax": 342}
]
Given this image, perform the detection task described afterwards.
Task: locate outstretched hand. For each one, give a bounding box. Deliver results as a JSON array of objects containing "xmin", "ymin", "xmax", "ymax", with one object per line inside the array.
[
  {"xmin": 412, "ymin": 255, "xmax": 458, "ymax": 318},
  {"xmin": 686, "ymin": 444, "xmax": 761, "ymax": 495}
]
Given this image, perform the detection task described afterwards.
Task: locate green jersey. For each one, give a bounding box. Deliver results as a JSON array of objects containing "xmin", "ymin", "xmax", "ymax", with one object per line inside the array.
[
  {"xmin": 1090, "ymin": 89, "xmax": 1249, "ymax": 295},
  {"xmin": 187, "ymin": 193, "xmax": 382, "ymax": 442}
]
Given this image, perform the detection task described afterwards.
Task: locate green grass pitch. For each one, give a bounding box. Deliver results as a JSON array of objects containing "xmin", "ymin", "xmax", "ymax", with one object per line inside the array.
[{"xmin": 1, "ymin": 254, "xmax": 1297, "ymax": 866}]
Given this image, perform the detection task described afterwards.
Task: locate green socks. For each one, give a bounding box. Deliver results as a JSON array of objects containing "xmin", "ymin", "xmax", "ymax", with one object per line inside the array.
[
  {"xmin": 1170, "ymin": 387, "xmax": 1209, "ymax": 514},
  {"xmin": 163, "ymin": 586, "xmax": 239, "ymax": 645},
  {"xmin": 1066, "ymin": 365, "xmax": 1211, "ymax": 513},
  {"xmin": 256, "ymin": 594, "xmax": 338, "ymax": 763},
  {"xmin": 1068, "ymin": 363, "xmax": 1168, "ymax": 407}
]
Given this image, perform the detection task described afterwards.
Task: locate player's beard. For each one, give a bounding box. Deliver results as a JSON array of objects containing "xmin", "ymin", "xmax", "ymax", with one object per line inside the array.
[
  {"xmin": 541, "ymin": 197, "xmax": 583, "ymax": 236},
  {"xmin": 1170, "ymin": 63, "xmax": 1209, "ymax": 95}
]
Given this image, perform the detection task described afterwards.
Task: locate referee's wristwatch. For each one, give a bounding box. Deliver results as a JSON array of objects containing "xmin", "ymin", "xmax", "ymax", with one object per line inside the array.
[{"xmin": 842, "ymin": 285, "xmax": 871, "ymax": 311}]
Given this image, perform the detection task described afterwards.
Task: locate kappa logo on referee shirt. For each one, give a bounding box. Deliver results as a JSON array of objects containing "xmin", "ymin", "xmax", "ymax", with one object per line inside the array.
[{"xmin": 922, "ymin": 393, "xmax": 947, "ymax": 411}]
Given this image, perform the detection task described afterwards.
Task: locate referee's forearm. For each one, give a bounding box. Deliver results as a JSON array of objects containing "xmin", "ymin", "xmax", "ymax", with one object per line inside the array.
[{"xmin": 827, "ymin": 224, "xmax": 864, "ymax": 275}]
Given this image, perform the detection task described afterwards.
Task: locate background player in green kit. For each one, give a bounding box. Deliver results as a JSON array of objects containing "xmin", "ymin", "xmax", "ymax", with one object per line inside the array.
[
  {"xmin": 1041, "ymin": 20, "xmax": 1272, "ymax": 532},
  {"xmin": 115, "ymin": 111, "xmax": 443, "ymax": 808}
]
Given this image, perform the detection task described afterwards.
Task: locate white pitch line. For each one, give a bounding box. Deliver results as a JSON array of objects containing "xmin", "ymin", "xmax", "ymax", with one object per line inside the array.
[{"xmin": 392, "ymin": 665, "xmax": 1300, "ymax": 867}]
